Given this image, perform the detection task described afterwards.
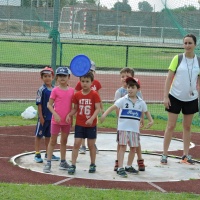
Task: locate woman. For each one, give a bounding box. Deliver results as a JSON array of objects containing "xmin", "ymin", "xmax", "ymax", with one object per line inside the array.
[{"xmin": 161, "ymin": 34, "xmax": 200, "ymax": 165}]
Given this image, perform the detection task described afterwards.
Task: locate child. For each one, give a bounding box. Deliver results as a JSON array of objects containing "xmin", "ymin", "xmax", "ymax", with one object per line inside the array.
[
  {"xmin": 75, "ymin": 61, "xmax": 103, "ymax": 154},
  {"xmin": 34, "ymin": 67, "xmax": 60, "ymax": 163},
  {"xmin": 114, "ymin": 67, "xmax": 145, "ymax": 172},
  {"xmin": 101, "ymin": 77, "xmax": 153, "ymax": 178},
  {"xmin": 43, "ymin": 66, "xmax": 74, "ymax": 173},
  {"xmin": 66, "ymin": 71, "xmax": 101, "ymax": 175}
]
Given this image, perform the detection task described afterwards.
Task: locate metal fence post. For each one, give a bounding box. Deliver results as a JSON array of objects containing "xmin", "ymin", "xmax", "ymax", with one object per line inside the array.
[
  {"xmin": 125, "ymin": 46, "xmax": 129, "ymax": 67},
  {"xmin": 51, "ymin": 0, "xmax": 60, "ymax": 80}
]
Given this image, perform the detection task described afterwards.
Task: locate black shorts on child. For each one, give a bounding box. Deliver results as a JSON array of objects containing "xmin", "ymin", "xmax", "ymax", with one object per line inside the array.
[{"xmin": 74, "ymin": 125, "xmax": 97, "ymax": 139}]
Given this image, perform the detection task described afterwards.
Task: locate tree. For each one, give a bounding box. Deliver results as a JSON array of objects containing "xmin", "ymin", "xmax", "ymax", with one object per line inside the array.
[
  {"xmin": 161, "ymin": 5, "xmax": 197, "ymax": 13},
  {"xmin": 112, "ymin": 1, "xmax": 132, "ymax": 12},
  {"xmin": 172, "ymin": 5, "xmax": 197, "ymax": 12},
  {"xmin": 138, "ymin": 1, "xmax": 153, "ymax": 12}
]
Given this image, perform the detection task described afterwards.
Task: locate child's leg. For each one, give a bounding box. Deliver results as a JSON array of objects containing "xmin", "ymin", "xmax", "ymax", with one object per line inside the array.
[
  {"xmin": 81, "ymin": 139, "xmax": 86, "ymax": 147},
  {"xmin": 34, "ymin": 136, "xmax": 43, "ymax": 163},
  {"xmin": 44, "ymin": 137, "xmax": 50, "ymax": 152},
  {"xmin": 114, "ymin": 132, "xmax": 120, "ymax": 171},
  {"xmin": 60, "ymin": 132, "xmax": 68, "ymax": 160},
  {"xmin": 35, "ymin": 136, "xmax": 42, "ymax": 153},
  {"xmin": 136, "ymin": 144, "xmax": 142, "ymax": 160},
  {"xmin": 71, "ymin": 138, "xmax": 82, "ymax": 165},
  {"xmin": 125, "ymin": 132, "xmax": 139, "ymax": 173},
  {"xmin": 87, "ymin": 139, "xmax": 96, "ymax": 164},
  {"xmin": 118, "ymin": 145, "xmax": 126, "ymax": 168},
  {"xmin": 46, "ymin": 134, "xmax": 58, "ymax": 161},
  {"xmin": 127, "ymin": 147, "xmax": 136, "ymax": 166},
  {"xmin": 60, "ymin": 125, "xmax": 70, "ymax": 160},
  {"xmin": 125, "ymin": 147, "xmax": 138, "ymax": 174},
  {"xmin": 136, "ymin": 139, "xmax": 145, "ymax": 171}
]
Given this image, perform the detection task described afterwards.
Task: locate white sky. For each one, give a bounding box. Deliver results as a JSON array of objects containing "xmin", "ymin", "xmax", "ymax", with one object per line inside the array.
[
  {"xmin": 0, "ymin": 0, "xmax": 199, "ymax": 11},
  {"xmin": 100, "ymin": 0, "xmax": 200, "ymax": 12},
  {"xmin": 0, "ymin": 0, "xmax": 20, "ymax": 6}
]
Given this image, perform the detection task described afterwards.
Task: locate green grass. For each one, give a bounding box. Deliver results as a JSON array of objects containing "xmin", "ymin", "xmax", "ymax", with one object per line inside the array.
[
  {"xmin": 1, "ymin": 40, "xmax": 182, "ymax": 69},
  {"xmin": 0, "ymin": 183, "xmax": 199, "ymax": 200},
  {"xmin": 1, "ymin": 101, "xmax": 200, "ymax": 132}
]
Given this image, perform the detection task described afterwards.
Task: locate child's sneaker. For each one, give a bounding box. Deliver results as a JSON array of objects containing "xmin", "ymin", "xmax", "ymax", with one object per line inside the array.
[
  {"xmin": 137, "ymin": 159, "xmax": 145, "ymax": 171},
  {"xmin": 181, "ymin": 155, "xmax": 195, "ymax": 165},
  {"xmin": 45, "ymin": 154, "xmax": 60, "ymax": 161},
  {"xmin": 79, "ymin": 146, "xmax": 86, "ymax": 154},
  {"xmin": 89, "ymin": 164, "xmax": 96, "ymax": 173},
  {"xmin": 59, "ymin": 161, "xmax": 70, "ymax": 170},
  {"xmin": 68, "ymin": 165, "xmax": 76, "ymax": 175},
  {"xmin": 114, "ymin": 160, "xmax": 118, "ymax": 171},
  {"xmin": 94, "ymin": 144, "xmax": 99, "ymax": 154},
  {"xmin": 43, "ymin": 162, "xmax": 51, "ymax": 173},
  {"xmin": 117, "ymin": 168, "xmax": 127, "ymax": 178},
  {"xmin": 125, "ymin": 166, "xmax": 139, "ymax": 174},
  {"xmin": 34, "ymin": 153, "xmax": 43, "ymax": 163},
  {"xmin": 160, "ymin": 154, "xmax": 167, "ymax": 165}
]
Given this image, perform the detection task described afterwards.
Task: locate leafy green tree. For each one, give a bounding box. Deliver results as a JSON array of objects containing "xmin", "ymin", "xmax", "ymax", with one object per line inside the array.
[
  {"xmin": 172, "ymin": 5, "xmax": 197, "ymax": 12},
  {"xmin": 112, "ymin": 1, "xmax": 132, "ymax": 12},
  {"xmin": 138, "ymin": 1, "xmax": 153, "ymax": 12},
  {"xmin": 84, "ymin": 0, "xmax": 96, "ymax": 3},
  {"xmin": 161, "ymin": 5, "xmax": 197, "ymax": 13}
]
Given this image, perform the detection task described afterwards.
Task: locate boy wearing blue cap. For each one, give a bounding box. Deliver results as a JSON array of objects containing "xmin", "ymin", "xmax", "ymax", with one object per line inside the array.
[{"xmin": 43, "ymin": 66, "xmax": 74, "ymax": 173}]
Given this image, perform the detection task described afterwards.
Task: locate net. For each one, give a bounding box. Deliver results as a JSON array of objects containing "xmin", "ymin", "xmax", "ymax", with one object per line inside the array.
[{"xmin": 1, "ymin": 0, "xmax": 200, "ymax": 130}]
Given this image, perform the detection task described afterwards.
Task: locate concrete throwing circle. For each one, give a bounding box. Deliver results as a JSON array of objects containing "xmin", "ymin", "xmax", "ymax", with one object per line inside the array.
[
  {"xmin": 11, "ymin": 134, "xmax": 200, "ymax": 183},
  {"xmin": 59, "ymin": 133, "xmax": 195, "ymax": 152}
]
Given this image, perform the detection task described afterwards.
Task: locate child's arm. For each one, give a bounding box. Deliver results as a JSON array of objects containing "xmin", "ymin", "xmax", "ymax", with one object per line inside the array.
[
  {"xmin": 140, "ymin": 112, "xmax": 144, "ymax": 128},
  {"xmin": 66, "ymin": 104, "xmax": 78, "ymax": 123},
  {"xmin": 85, "ymin": 102, "xmax": 101, "ymax": 126},
  {"xmin": 47, "ymin": 99, "xmax": 61, "ymax": 123},
  {"xmin": 100, "ymin": 104, "xmax": 118, "ymax": 123},
  {"xmin": 97, "ymin": 90, "xmax": 104, "ymax": 114},
  {"xmin": 38, "ymin": 104, "xmax": 44, "ymax": 125},
  {"xmin": 144, "ymin": 111, "xmax": 154, "ymax": 129}
]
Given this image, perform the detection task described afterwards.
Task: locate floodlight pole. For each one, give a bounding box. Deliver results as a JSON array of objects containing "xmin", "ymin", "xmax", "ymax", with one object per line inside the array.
[{"xmin": 51, "ymin": 0, "xmax": 60, "ymax": 79}]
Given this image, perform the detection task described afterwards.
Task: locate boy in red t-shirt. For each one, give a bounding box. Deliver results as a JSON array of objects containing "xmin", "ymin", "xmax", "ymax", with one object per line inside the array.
[
  {"xmin": 66, "ymin": 71, "xmax": 101, "ymax": 175},
  {"xmin": 75, "ymin": 61, "xmax": 103, "ymax": 154}
]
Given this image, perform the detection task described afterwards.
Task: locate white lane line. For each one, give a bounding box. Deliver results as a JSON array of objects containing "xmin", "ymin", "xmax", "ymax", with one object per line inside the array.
[
  {"xmin": 53, "ymin": 177, "xmax": 75, "ymax": 185},
  {"xmin": 147, "ymin": 182, "xmax": 167, "ymax": 193}
]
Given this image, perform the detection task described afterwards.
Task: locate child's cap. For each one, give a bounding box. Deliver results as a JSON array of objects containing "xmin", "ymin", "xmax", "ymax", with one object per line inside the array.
[
  {"xmin": 126, "ymin": 77, "xmax": 140, "ymax": 88},
  {"xmin": 90, "ymin": 60, "xmax": 96, "ymax": 71},
  {"xmin": 40, "ymin": 67, "xmax": 54, "ymax": 76},
  {"xmin": 56, "ymin": 66, "xmax": 70, "ymax": 75}
]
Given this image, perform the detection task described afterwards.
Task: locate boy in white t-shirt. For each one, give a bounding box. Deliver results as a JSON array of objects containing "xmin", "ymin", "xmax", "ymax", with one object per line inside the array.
[
  {"xmin": 101, "ymin": 77, "xmax": 153, "ymax": 178},
  {"xmin": 114, "ymin": 67, "xmax": 145, "ymax": 172}
]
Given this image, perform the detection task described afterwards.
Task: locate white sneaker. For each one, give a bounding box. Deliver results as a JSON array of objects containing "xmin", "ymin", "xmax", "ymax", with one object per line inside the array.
[
  {"xmin": 43, "ymin": 162, "xmax": 51, "ymax": 173},
  {"xmin": 79, "ymin": 146, "xmax": 86, "ymax": 154},
  {"xmin": 94, "ymin": 144, "xmax": 99, "ymax": 154}
]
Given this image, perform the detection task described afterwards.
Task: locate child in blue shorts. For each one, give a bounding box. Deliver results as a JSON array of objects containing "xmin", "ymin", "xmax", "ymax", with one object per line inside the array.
[{"xmin": 34, "ymin": 67, "xmax": 60, "ymax": 163}]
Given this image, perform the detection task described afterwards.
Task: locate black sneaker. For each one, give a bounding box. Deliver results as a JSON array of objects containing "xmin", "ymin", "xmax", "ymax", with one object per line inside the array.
[
  {"xmin": 181, "ymin": 155, "xmax": 195, "ymax": 165},
  {"xmin": 125, "ymin": 166, "xmax": 139, "ymax": 174},
  {"xmin": 68, "ymin": 165, "xmax": 76, "ymax": 175},
  {"xmin": 89, "ymin": 164, "xmax": 96, "ymax": 173},
  {"xmin": 117, "ymin": 168, "xmax": 127, "ymax": 178}
]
